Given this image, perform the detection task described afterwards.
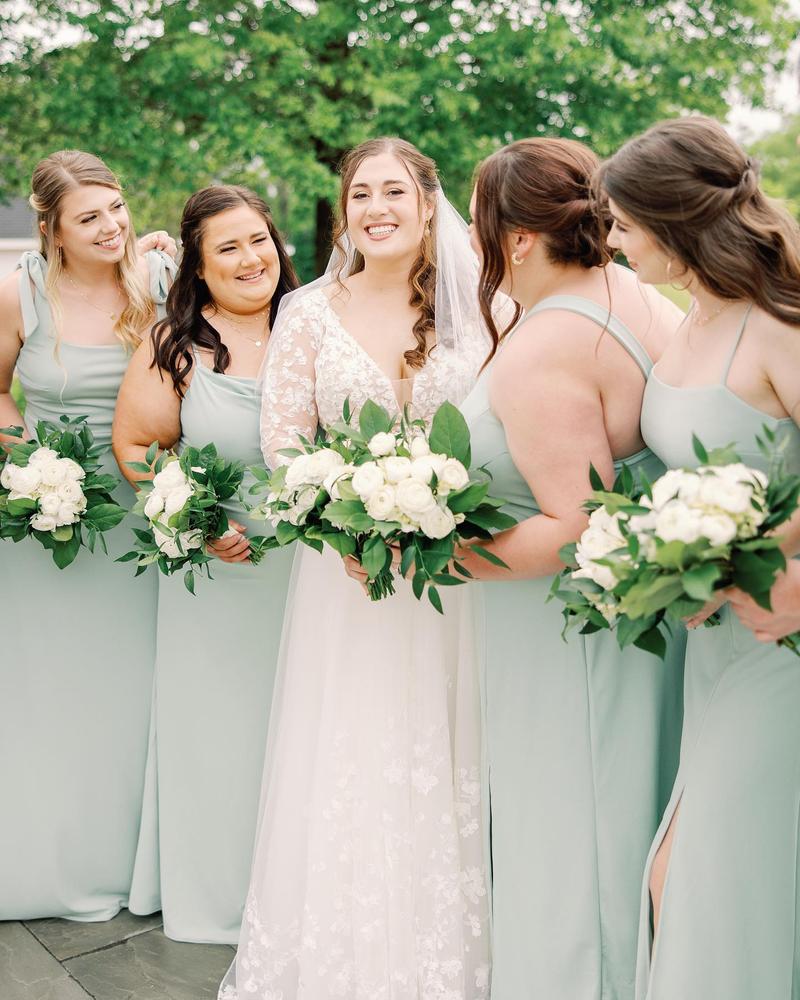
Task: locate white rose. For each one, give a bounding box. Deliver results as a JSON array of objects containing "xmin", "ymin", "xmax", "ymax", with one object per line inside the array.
[
  {"xmin": 573, "ymin": 562, "xmax": 617, "ymax": 591},
  {"xmin": 54, "ymin": 502, "xmax": 80, "ymax": 527},
  {"xmin": 154, "ymin": 526, "xmax": 201, "ymax": 559},
  {"xmin": 152, "ymin": 460, "xmax": 187, "ymax": 495},
  {"xmin": 395, "ymin": 477, "xmax": 437, "ymax": 518},
  {"xmin": 368, "ymin": 432, "xmax": 396, "ymax": 457},
  {"xmin": 654, "ymin": 499, "xmax": 704, "ymax": 544},
  {"xmin": 58, "ymin": 458, "xmax": 85, "ymax": 482},
  {"xmin": 351, "ymin": 462, "xmax": 386, "ymax": 499},
  {"xmin": 696, "ymin": 473, "xmax": 752, "ymax": 516},
  {"xmin": 587, "ymin": 506, "xmax": 626, "ymax": 541},
  {"xmin": 437, "ymin": 458, "xmax": 469, "ymax": 493},
  {"xmin": 39, "ymin": 492, "xmax": 62, "ymax": 516},
  {"xmin": 163, "ymin": 482, "xmax": 193, "ymax": 517},
  {"xmin": 284, "ymin": 454, "xmax": 313, "ymax": 489},
  {"xmin": 365, "ymin": 485, "xmax": 398, "ymax": 521},
  {"xmin": 2, "ymin": 462, "xmax": 41, "ymax": 496},
  {"xmin": 144, "ymin": 490, "xmax": 165, "ymax": 519},
  {"xmin": 288, "ymin": 485, "xmax": 318, "ymax": 525},
  {"xmin": 57, "ymin": 480, "xmax": 85, "ymax": 504},
  {"xmin": 323, "ymin": 463, "xmax": 356, "ymax": 499},
  {"xmin": 30, "ymin": 512, "xmax": 57, "ymax": 532},
  {"xmin": 409, "ymin": 435, "xmax": 431, "ymax": 458},
  {"xmin": 628, "ymin": 509, "xmax": 657, "ymax": 537},
  {"xmin": 381, "ymin": 456, "xmax": 412, "ymax": 484},
  {"xmin": 699, "ymin": 513, "xmax": 738, "ymax": 547},
  {"xmin": 651, "ymin": 469, "xmax": 693, "ymax": 510},
  {"xmin": 39, "ymin": 460, "xmax": 67, "ymax": 486},
  {"xmin": 28, "ymin": 447, "xmax": 58, "ymax": 466},
  {"xmin": 409, "ymin": 454, "xmax": 447, "ymax": 484},
  {"xmin": 305, "ymin": 448, "xmax": 344, "ymax": 485},
  {"xmin": 418, "ymin": 503, "xmax": 456, "ymax": 539}
]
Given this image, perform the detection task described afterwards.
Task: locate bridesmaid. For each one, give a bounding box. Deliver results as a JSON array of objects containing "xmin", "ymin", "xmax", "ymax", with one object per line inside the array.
[
  {"xmin": 0, "ymin": 149, "xmax": 174, "ymax": 921},
  {"xmin": 599, "ymin": 116, "xmax": 800, "ymax": 1000},
  {"xmin": 113, "ymin": 184, "xmax": 299, "ymax": 943},
  {"xmin": 457, "ymin": 138, "xmax": 687, "ymax": 998}
]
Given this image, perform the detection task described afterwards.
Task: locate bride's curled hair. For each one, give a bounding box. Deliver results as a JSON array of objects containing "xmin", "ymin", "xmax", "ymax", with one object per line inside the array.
[
  {"xmin": 473, "ymin": 138, "xmax": 611, "ymax": 364},
  {"xmin": 332, "ymin": 137, "xmax": 439, "ymax": 370},
  {"xmin": 597, "ymin": 115, "xmax": 800, "ymax": 327}
]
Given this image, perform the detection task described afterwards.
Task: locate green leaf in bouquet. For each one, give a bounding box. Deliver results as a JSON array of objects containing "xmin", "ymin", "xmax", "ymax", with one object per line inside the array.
[
  {"xmin": 145, "ymin": 441, "xmax": 159, "ymax": 466},
  {"xmin": 6, "ymin": 497, "xmax": 37, "ymax": 516},
  {"xmin": 412, "ymin": 571, "xmax": 426, "ymax": 601},
  {"xmin": 731, "ymin": 547, "xmax": 786, "ymax": 610},
  {"xmin": 0, "ymin": 425, "xmax": 25, "ymax": 438},
  {"xmin": 84, "ymin": 503, "xmax": 127, "ymax": 531},
  {"xmin": 116, "ymin": 550, "xmax": 141, "ymax": 563},
  {"xmin": 52, "ymin": 530, "xmax": 81, "ymax": 569},
  {"xmin": 7, "ymin": 441, "xmax": 37, "ymax": 466},
  {"xmin": 51, "ymin": 524, "xmax": 74, "ymax": 542},
  {"xmin": 632, "ymin": 624, "xmax": 668, "ymax": 659},
  {"xmin": 616, "ymin": 612, "xmax": 659, "ymax": 649},
  {"xmin": 428, "ymin": 586, "xmax": 444, "ymax": 614},
  {"xmin": 400, "ymin": 544, "xmax": 416, "ymax": 579},
  {"xmin": 429, "ymin": 402, "xmax": 471, "ymax": 466},
  {"xmin": 681, "ymin": 563, "xmax": 722, "ymax": 601},
  {"xmin": 470, "ymin": 544, "xmax": 510, "ymax": 570},
  {"xmin": 431, "ymin": 572, "xmax": 464, "ymax": 586},
  {"xmin": 463, "ymin": 506, "xmax": 516, "ymax": 532},
  {"xmin": 133, "ymin": 526, "xmax": 155, "ymax": 544},
  {"xmin": 653, "ymin": 540, "xmax": 688, "ymax": 570},
  {"xmin": 452, "ymin": 560, "xmax": 474, "ymax": 579},
  {"xmin": 358, "ymin": 399, "xmax": 395, "ymax": 440},
  {"xmin": 184, "ymin": 569, "xmax": 196, "ymax": 595},
  {"xmin": 692, "ymin": 434, "xmax": 709, "ymax": 465},
  {"xmin": 248, "ymin": 465, "xmax": 271, "ymax": 483},
  {"xmin": 83, "ymin": 473, "xmax": 120, "ymax": 493},
  {"xmin": 319, "ymin": 531, "xmax": 355, "ymax": 556},
  {"xmin": 59, "ymin": 431, "xmax": 76, "ymax": 455},
  {"xmin": 417, "ymin": 536, "xmax": 454, "ymax": 576},
  {"xmin": 558, "ymin": 541, "xmax": 579, "ymax": 568},
  {"xmin": 361, "ymin": 535, "xmax": 390, "ymax": 580},
  {"xmin": 275, "ymin": 520, "xmax": 301, "ymax": 545},
  {"xmin": 619, "ymin": 575, "xmax": 685, "ymax": 618},
  {"xmin": 126, "ymin": 461, "xmax": 154, "ymax": 474},
  {"xmin": 342, "ymin": 397, "xmax": 352, "ymax": 424},
  {"xmin": 589, "ymin": 463, "xmax": 605, "ymax": 492},
  {"xmin": 447, "ymin": 481, "xmax": 489, "ymax": 514}
]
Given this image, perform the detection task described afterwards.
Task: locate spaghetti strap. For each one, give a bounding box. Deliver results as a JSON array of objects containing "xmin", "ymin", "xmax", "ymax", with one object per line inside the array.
[
  {"xmin": 522, "ymin": 293, "xmax": 654, "ymax": 378},
  {"xmin": 720, "ymin": 303, "xmax": 753, "ymax": 386}
]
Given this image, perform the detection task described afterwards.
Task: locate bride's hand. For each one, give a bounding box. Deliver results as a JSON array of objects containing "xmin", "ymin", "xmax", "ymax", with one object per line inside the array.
[
  {"xmin": 343, "ymin": 554, "xmax": 370, "ymax": 594},
  {"xmin": 208, "ymin": 522, "xmax": 251, "ymax": 563}
]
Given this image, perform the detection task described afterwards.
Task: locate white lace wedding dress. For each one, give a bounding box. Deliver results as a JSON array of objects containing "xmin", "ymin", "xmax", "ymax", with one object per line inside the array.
[{"xmin": 219, "ymin": 288, "xmax": 490, "ymax": 1000}]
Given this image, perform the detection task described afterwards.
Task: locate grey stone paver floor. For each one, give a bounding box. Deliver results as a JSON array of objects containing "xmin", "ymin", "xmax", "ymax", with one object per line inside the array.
[{"xmin": 0, "ymin": 911, "xmax": 234, "ymax": 999}]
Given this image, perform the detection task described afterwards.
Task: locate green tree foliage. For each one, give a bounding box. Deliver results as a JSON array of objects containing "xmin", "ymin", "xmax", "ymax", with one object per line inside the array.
[
  {"xmin": 752, "ymin": 114, "xmax": 800, "ymax": 217},
  {"xmin": 0, "ymin": 0, "xmax": 794, "ymax": 279}
]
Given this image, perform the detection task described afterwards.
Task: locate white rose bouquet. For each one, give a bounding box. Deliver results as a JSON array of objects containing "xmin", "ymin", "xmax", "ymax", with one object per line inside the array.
[
  {"xmin": 251, "ymin": 399, "xmax": 515, "ymax": 611},
  {"xmin": 550, "ymin": 430, "xmax": 800, "ymax": 657},
  {"xmin": 0, "ymin": 416, "xmax": 127, "ymax": 568},
  {"xmin": 119, "ymin": 441, "xmax": 272, "ymax": 593}
]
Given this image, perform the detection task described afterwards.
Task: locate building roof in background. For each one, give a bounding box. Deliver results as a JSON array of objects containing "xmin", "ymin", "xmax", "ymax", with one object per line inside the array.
[{"xmin": 0, "ymin": 197, "xmax": 35, "ymax": 239}]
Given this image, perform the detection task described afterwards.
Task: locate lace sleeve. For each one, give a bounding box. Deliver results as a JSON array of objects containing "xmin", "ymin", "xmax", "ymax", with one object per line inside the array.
[{"xmin": 260, "ymin": 294, "xmax": 323, "ymax": 469}]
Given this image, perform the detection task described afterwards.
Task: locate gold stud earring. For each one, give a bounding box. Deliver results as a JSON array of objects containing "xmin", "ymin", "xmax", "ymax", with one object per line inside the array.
[{"xmin": 511, "ymin": 251, "xmax": 523, "ymax": 266}]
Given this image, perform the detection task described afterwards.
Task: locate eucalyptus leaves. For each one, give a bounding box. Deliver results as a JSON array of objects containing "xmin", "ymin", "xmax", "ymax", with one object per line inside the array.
[
  {"xmin": 551, "ymin": 430, "xmax": 800, "ymax": 658},
  {"xmin": 252, "ymin": 399, "xmax": 515, "ymax": 611},
  {"xmin": 0, "ymin": 416, "xmax": 127, "ymax": 568}
]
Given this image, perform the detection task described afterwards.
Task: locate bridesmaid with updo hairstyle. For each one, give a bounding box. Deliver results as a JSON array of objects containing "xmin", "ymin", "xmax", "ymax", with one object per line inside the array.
[
  {"xmin": 113, "ymin": 184, "xmax": 299, "ymax": 943},
  {"xmin": 458, "ymin": 137, "xmax": 687, "ymax": 999},
  {"xmin": 599, "ymin": 115, "xmax": 800, "ymax": 1000},
  {"xmin": 0, "ymin": 149, "xmax": 174, "ymax": 920}
]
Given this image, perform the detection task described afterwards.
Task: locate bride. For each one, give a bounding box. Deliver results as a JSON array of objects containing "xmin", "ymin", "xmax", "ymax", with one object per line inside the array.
[{"xmin": 220, "ymin": 138, "xmax": 490, "ymax": 999}]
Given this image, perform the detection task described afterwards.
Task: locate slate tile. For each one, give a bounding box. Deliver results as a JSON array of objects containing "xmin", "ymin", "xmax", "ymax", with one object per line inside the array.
[
  {"xmin": 0, "ymin": 921, "xmax": 90, "ymax": 1000},
  {"xmin": 24, "ymin": 909, "xmax": 163, "ymax": 961},
  {"xmin": 64, "ymin": 927, "xmax": 234, "ymax": 1000}
]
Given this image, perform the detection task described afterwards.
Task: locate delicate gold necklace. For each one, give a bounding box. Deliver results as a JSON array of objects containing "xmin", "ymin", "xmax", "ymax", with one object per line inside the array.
[
  {"xmin": 212, "ymin": 306, "xmax": 270, "ymax": 348},
  {"xmin": 691, "ymin": 299, "xmax": 736, "ymax": 327},
  {"xmin": 64, "ymin": 270, "xmax": 125, "ymax": 321}
]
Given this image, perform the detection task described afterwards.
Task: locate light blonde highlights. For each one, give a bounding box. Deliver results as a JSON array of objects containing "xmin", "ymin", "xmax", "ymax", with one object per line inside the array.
[{"xmin": 30, "ymin": 149, "xmax": 153, "ymax": 352}]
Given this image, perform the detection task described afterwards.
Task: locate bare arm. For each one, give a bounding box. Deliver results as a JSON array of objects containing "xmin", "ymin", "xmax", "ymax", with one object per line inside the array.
[
  {"xmin": 0, "ymin": 272, "xmax": 26, "ymax": 449},
  {"xmin": 112, "ymin": 337, "xmax": 181, "ymax": 486},
  {"xmin": 460, "ymin": 316, "xmax": 615, "ymax": 581}
]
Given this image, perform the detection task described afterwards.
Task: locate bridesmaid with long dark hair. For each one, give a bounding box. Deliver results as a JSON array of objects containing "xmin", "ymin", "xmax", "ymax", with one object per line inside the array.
[
  {"xmin": 599, "ymin": 115, "xmax": 800, "ymax": 1000},
  {"xmin": 113, "ymin": 184, "xmax": 299, "ymax": 943}
]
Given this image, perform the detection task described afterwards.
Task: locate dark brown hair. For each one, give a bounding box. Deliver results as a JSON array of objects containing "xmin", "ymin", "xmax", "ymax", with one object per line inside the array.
[
  {"xmin": 597, "ymin": 115, "xmax": 800, "ymax": 326},
  {"xmin": 473, "ymin": 137, "xmax": 611, "ymax": 364},
  {"xmin": 152, "ymin": 185, "xmax": 299, "ymax": 395},
  {"xmin": 331, "ymin": 137, "xmax": 439, "ymax": 370}
]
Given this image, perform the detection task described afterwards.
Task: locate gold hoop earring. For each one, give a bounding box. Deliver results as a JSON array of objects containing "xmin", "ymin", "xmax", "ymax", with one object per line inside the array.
[
  {"xmin": 511, "ymin": 251, "xmax": 523, "ymax": 266},
  {"xmin": 666, "ymin": 257, "xmax": 690, "ymax": 292}
]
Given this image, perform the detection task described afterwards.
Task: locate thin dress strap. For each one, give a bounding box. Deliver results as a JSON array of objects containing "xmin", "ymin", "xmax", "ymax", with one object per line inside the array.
[
  {"xmin": 720, "ymin": 303, "xmax": 753, "ymax": 386},
  {"xmin": 522, "ymin": 293, "xmax": 654, "ymax": 378}
]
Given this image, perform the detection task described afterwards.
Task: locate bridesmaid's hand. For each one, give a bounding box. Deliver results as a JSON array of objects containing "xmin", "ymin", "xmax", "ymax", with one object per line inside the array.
[
  {"xmin": 343, "ymin": 554, "xmax": 370, "ymax": 595},
  {"xmin": 727, "ymin": 568, "xmax": 800, "ymax": 642},
  {"xmin": 208, "ymin": 521, "xmax": 251, "ymax": 563},
  {"xmin": 684, "ymin": 591, "xmax": 727, "ymax": 629},
  {"xmin": 137, "ymin": 231, "xmax": 178, "ymax": 259}
]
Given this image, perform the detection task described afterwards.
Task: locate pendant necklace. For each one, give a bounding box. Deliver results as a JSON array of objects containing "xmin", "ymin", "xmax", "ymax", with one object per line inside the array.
[{"xmin": 64, "ymin": 270, "xmax": 125, "ymax": 321}]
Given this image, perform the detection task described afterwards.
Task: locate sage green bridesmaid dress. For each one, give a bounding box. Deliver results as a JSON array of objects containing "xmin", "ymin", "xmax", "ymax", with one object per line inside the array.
[
  {"xmin": 460, "ymin": 295, "xmax": 685, "ymax": 1000},
  {"xmin": 128, "ymin": 343, "xmax": 295, "ymax": 944},
  {"xmin": 635, "ymin": 306, "xmax": 800, "ymax": 1000},
  {"xmin": 0, "ymin": 249, "xmax": 172, "ymax": 920}
]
